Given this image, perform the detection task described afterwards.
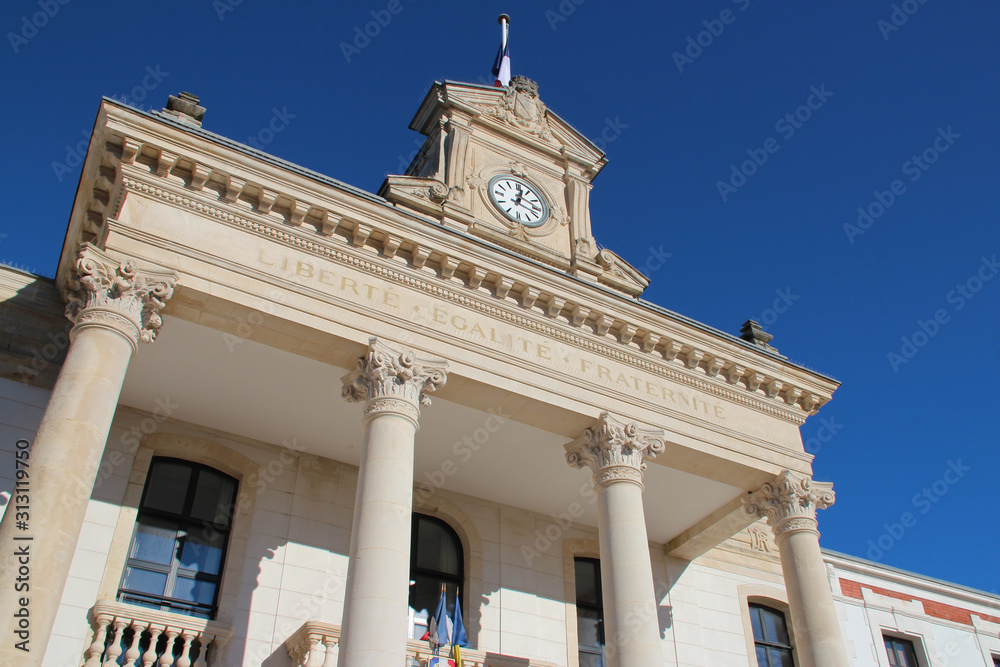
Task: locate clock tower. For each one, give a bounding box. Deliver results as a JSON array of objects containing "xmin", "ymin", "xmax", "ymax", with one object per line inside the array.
[{"xmin": 379, "ymin": 75, "xmax": 649, "ymax": 297}]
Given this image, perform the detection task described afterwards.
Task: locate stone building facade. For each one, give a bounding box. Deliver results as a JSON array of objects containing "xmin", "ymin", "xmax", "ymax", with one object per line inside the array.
[{"xmin": 0, "ymin": 82, "xmax": 997, "ymax": 667}]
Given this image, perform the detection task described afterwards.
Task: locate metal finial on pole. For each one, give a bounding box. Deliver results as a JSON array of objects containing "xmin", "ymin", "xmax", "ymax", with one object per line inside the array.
[{"xmin": 498, "ymin": 14, "xmax": 510, "ymax": 49}]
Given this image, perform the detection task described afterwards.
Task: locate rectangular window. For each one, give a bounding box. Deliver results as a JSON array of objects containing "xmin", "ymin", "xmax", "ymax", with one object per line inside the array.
[
  {"xmin": 883, "ymin": 636, "xmax": 919, "ymax": 667},
  {"xmin": 749, "ymin": 603, "xmax": 794, "ymax": 667},
  {"xmin": 575, "ymin": 558, "xmax": 605, "ymax": 667}
]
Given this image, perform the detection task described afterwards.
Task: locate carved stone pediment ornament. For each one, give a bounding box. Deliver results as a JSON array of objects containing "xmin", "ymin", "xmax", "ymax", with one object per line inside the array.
[
  {"xmin": 744, "ymin": 470, "xmax": 835, "ymax": 538},
  {"xmin": 597, "ymin": 249, "xmax": 628, "ymax": 279},
  {"xmin": 342, "ymin": 338, "xmax": 448, "ymax": 425},
  {"xmin": 65, "ymin": 244, "xmax": 178, "ymax": 349},
  {"xmin": 427, "ymin": 181, "xmax": 450, "ymax": 203},
  {"xmin": 565, "ymin": 412, "xmax": 665, "ymax": 489},
  {"xmin": 485, "ymin": 76, "xmax": 553, "ymax": 142}
]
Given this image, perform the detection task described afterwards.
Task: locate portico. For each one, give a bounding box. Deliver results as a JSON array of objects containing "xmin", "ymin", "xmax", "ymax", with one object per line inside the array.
[{"xmin": 0, "ymin": 84, "xmax": 848, "ymax": 667}]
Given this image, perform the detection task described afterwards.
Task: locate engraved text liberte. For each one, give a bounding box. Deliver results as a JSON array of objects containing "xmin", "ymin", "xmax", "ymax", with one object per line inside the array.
[{"xmin": 258, "ymin": 249, "xmax": 727, "ymax": 420}]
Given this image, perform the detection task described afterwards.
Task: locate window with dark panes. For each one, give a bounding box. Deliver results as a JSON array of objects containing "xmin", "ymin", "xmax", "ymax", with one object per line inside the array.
[
  {"xmin": 749, "ymin": 603, "xmax": 794, "ymax": 667},
  {"xmin": 884, "ymin": 636, "xmax": 920, "ymax": 667},
  {"xmin": 408, "ymin": 514, "xmax": 464, "ymax": 640},
  {"xmin": 575, "ymin": 557, "xmax": 605, "ymax": 667},
  {"xmin": 118, "ymin": 458, "xmax": 237, "ymax": 618}
]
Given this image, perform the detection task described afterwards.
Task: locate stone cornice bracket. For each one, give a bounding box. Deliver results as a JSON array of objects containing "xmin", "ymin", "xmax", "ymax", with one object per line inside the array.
[
  {"xmin": 744, "ymin": 470, "xmax": 835, "ymax": 539},
  {"xmin": 341, "ymin": 338, "xmax": 448, "ymax": 428},
  {"xmin": 65, "ymin": 244, "xmax": 178, "ymax": 353},
  {"xmin": 565, "ymin": 412, "xmax": 665, "ymax": 489}
]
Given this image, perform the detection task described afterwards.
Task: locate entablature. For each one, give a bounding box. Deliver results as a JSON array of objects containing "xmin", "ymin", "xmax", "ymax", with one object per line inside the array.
[{"xmin": 62, "ymin": 100, "xmax": 837, "ymax": 442}]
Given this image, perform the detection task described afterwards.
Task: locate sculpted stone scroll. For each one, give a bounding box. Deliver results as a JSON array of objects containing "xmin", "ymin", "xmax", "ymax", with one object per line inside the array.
[
  {"xmin": 65, "ymin": 244, "xmax": 178, "ymax": 350},
  {"xmin": 341, "ymin": 338, "xmax": 448, "ymax": 425},
  {"xmin": 745, "ymin": 469, "xmax": 836, "ymax": 538},
  {"xmin": 565, "ymin": 412, "xmax": 665, "ymax": 488}
]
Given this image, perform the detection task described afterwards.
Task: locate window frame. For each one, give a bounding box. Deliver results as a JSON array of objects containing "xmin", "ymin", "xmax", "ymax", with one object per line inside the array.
[
  {"xmin": 117, "ymin": 457, "xmax": 238, "ymax": 619},
  {"xmin": 574, "ymin": 556, "xmax": 606, "ymax": 667},
  {"xmin": 408, "ymin": 513, "xmax": 465, "ymax": 639},
  {"xmin": 749, "ymin": 602, "xmax": 795, "ymax": 667},
  {"xmin": 882, "ymin": 634, "xmax": 922, "ymax": 667}
]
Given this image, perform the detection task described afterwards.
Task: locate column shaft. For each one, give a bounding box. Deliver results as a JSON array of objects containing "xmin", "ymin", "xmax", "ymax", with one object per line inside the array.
[
  {"xmin": 0, "ymin": 327, "xmax": 132, "ymax": 663},
  {"xmin": 776, "ymin": 530, "xmax": 849, "ymax": 667},
  {"xmin": 0, "ymin": 246, "xmax": 176, "ymax": 666},
  {"xmin": 595, "ymin": 480, "xmax": 661, "ymax": 667},
  {"xmin": 338, "ymin": 339, "xmax": 447, "ymax": 667},
  {"xmin": 747, "ymin": 470, "xmax": 848, "ymax": 667},
  {"xmin": 565, "ymin": 412, "xmax": 665, "ymax": 667},
  {"xmin": 338, "ymin": 413, "xmax": 417, "ymax": 667}
]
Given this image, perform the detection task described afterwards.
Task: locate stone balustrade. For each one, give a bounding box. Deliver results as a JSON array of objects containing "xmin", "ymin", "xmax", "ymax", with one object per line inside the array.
[
  {"xmin": 285, "ymin": 620, "xmax": 559, "ymax": 667},
  {"xmin": 84, "ymin": 600, "xmax": 232, "ymax": 667}
]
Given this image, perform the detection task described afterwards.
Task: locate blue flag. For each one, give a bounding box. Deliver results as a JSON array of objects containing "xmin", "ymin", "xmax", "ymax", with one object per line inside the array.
[
  {"xmin": 429, "ymin": 587, "xmax": 450, "ymax": 650},
  {"xmin": 451, "ymin": 596, "xmax": 468, "ymax": 648}
]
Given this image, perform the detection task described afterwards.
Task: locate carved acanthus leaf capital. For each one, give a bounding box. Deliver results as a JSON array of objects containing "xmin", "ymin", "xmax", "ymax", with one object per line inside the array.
[
  {"xmin": 341, "ymin": 339, "xmax": 448, "ymax": 418},
  {"xmin": 65, "ymin": 244, "xmax": 178, "ymax": 347},
  {"xmin": 565, "ymin": 412, "xmax": 665, "ymax": 488},
  {"xmin": 745, "ymin": 470, "xmax": 835, "ymax": 537}
]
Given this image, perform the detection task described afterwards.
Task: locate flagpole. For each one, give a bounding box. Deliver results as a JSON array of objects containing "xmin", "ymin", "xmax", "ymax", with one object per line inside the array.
[{"xmin": 498, "ymin": 13, "xmax": 510, "ymax": 50}]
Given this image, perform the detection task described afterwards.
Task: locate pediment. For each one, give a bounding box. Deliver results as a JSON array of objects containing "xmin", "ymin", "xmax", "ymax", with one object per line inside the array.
[
  {"xmin": 382, "ymin": 78, "xmax": 648, "ymax": 299},
  {"xmin": 409, "ymin": 79, "xmax": 607, "ymax": 173}
]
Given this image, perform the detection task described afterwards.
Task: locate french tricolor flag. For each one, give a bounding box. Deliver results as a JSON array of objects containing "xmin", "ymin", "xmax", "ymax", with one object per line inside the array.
[{"xmin": 492, "ymin": 14, "xmax": 511, "ymax": 87}]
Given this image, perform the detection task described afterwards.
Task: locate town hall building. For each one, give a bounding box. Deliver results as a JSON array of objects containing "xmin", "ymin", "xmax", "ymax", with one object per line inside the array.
[{"xmin": 1, "ymin": 79, "xmax": 999, "ymax": 667}]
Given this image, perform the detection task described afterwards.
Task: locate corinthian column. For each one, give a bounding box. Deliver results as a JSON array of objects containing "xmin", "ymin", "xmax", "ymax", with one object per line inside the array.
[
  {"xmin": 565, "ymin": 412, "xmax": 664, "ymax": 667},
  {"xmin": 338, "ymin": 339, "xmax": 447, "ymax": 667},
  {"xmin": 746, "ymin": 471, "xmax": 848, "ymax": 667},
  {"xmin": 0, "ymin": 244, "xmax": 176, "ymax": 665}
]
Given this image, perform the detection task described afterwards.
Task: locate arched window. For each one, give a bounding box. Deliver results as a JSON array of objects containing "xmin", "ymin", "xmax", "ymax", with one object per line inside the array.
[
  {"xmin": 749, "ymin": 603, "xmax": 794, "ymax": 667},
  {"xmin": 408, "ymin": 514, "xmax": 464, "ymax": 640},
  {"xmin": 118, "ymin": 458, "xmax": 237, "ymax": 619},
  {"xmin": 575, "ymin": 557, "xmax": 606, "ymax": 667}
]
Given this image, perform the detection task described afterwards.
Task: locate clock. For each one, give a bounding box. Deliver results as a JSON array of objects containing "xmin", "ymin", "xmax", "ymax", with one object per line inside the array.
[{"xmin": 488, "ymin": 175, "xmax": 549, "ymax": 227}]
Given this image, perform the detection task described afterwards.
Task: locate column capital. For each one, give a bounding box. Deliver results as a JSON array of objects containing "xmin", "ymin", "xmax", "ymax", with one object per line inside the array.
[
  {"xmin": 565, "ymin": 412, "xmax": 665, "ymax": 488},
  {"xmin": 65, "ymin": 244, "xmax": 178, "ymax": 352},
  {"xmin": 341, "ymin": 338, "xmax": 448, "ymax": 425},
  {"xmin": 745, "ymin": 470, "xmax": 835, "ymax": 538}
]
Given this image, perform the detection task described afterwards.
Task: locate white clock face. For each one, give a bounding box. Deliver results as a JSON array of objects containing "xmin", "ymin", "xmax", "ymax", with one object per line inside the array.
[{"xmin": 488, "ymin": 176, "xmax": 549, "ymax": 227}]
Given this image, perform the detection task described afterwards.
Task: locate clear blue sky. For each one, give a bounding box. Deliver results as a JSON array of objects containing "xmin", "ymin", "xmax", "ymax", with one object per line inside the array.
[{"xmin": 2, "ymin": 1, "xmax": 998, "ymax": 593}]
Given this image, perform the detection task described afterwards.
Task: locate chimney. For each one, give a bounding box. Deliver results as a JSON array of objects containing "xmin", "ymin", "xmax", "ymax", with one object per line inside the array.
[
  {"xmin": 160, "ymin": 92, "xmax": 205, "ymax": 128},
  {"xmin": 739, "ymin": 319, "xmax": 778, "ymax": 352}
]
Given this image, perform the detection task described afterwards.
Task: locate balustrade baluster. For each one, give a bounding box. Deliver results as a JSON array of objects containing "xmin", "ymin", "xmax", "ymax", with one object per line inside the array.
[
  {"xmin": 192, "ymin": 634, "xmax": 212, "ymax": 667},
  {"xmin": 123, "ymin": 623, "xmax": 145, "ymax": 667},
  {"xmin": 103, "ymin": 620, "xmax": 128, "ymax": 667},
  {"xmin": 159, "ymin": 629, "xmax": 180, "ymax": 666},
  {"xmin": 175, "ymin": 631, "xmax": 195, "ymax": 667},
  {"xmin": 321, "ymin": 635, "xmax": 338, "ymax": 667},
  {"xmin": 84, "ymin": 614, "xmax": 112, "ymax": 667},
  {"xmin": 143, "ymin": 626, "xmax": 163, "ymax": 667}
]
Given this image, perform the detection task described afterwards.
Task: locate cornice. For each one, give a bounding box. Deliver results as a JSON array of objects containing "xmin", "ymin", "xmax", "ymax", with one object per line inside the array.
[
  {"xmin": 69, "ymin": 103, "xmax": 836, "ymax": 427},
  {"xmin": 121, "ymin": 175, "xmax": 823, "ymax": 434},
  {"xmin": 823, "ymin": 550, "xmax": 1000, "ymax": 611}
]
